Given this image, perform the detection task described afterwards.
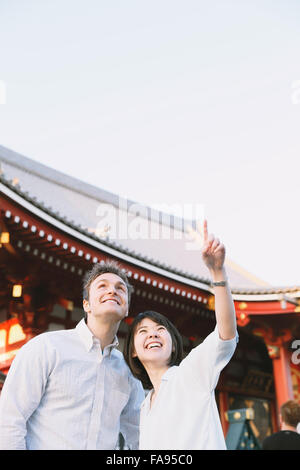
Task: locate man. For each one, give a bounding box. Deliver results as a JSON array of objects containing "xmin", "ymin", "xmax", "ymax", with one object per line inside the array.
[
  {"xmin": 262, "ymin": 400, "xmax": 300, "ymax": 450},
  {"xmin": 0, "ymin": 261, "xmax": 144, "ymax": 450}
]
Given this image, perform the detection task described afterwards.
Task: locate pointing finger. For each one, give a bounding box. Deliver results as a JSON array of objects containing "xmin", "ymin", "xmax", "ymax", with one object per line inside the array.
[
  {"xmin": 202, "ymin": 233, "xmax": 214, "ymax": 253},
  {"xmin": 203, "ymin": 219, "xmax": 208, "ymax": 241}
]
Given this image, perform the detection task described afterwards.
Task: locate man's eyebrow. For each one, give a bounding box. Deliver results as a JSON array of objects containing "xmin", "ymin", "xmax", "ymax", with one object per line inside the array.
[
  {"xmin": 96, "ymin": 278, "xmax": 127, "ymax": 287},
  {"xmin": 116, "ymin": 280, "xmax": 127, "ymax": 288}
]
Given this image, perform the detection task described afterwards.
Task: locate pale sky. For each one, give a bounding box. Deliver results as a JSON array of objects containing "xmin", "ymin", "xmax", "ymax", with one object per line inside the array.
[{"xmin": 0, "ymin": 0, "xmax": 300, "ymax": 287}]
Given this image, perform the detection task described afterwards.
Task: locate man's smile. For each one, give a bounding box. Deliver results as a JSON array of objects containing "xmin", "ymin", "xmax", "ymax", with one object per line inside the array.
[{"xmin": 101, "ymin": 297, "xmax": 120, "ymax": 305}]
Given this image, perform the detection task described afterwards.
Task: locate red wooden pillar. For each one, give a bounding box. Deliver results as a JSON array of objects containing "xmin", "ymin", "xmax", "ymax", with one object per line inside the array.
[
  {"xmin": 254, "ymin": 326, "xmax": 294, "ymax": 427},
  {"xmin": 270, "ymin": 345, "xmax": 294, "ymax": 410},
  {"xmin": 267, "ymin": 340, "xmax": 294, "ymax": 431}
]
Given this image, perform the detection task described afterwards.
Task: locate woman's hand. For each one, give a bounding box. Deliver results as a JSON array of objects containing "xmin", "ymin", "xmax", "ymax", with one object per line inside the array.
[{"xmin": 201, "ymin": 220, "xmax": 225, "ymax": 272}]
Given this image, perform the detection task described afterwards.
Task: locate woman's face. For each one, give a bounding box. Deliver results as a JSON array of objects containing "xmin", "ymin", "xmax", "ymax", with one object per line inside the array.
[{"xmin": 132, "ymin": 317, "xmax": 173, "ymax": 369}]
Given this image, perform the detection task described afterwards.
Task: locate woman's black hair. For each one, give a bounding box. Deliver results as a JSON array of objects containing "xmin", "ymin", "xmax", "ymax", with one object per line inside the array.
[{"xmin": 123, "ymin": 310, "xmax": 183, "ymax": 389}]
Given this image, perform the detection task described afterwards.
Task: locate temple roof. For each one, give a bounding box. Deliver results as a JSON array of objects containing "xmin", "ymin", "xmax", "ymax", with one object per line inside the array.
[{"xmin": 1, "ymin": 144, "xmax": 298, "ymax": 296}]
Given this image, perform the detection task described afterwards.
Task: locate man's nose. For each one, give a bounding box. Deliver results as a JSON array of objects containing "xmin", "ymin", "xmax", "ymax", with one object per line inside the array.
[{"xmin": 106, "ymin": 284, "xmax": 117, "ymax": 294}]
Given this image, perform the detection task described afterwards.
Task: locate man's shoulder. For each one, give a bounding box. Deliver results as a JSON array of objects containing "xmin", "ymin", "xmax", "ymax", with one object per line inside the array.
[
  {"xmin": 279, "ymin": 430, "xmax": 300, "ymax": 441},
  {"xmin": 263, "ymin": 431, "xmax": 282, "ymax": 441},
  {"xmin": 20, "ymin": 327, "xmax": 76, "ymax": 351},
  {"xmin": 262, "ymin": 432, "xmax": 282, "ymax": 449},
  {"xmin": 112, "ymin": 347, "xmax": 124, "ymax": 359},
  {"xmin": 263, "ymin": 431, "xmax": 300, "ymax": 449},
  {"xmin": 111, "ymin": 348, "xmax": 132, "ymax": 373},
  {"xmin": 111, "ymin": 349, "xmax": 142, "ymax": 384}
]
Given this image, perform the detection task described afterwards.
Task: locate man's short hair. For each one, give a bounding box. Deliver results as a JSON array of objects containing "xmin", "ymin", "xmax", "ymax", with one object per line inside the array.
[
  {"xmin": 82, "ymin": 260, "xmax": 133, "ymax": 305},
  {"xmin": 280, "ymin": 400, "xmax": 300, "ymax": 428}
]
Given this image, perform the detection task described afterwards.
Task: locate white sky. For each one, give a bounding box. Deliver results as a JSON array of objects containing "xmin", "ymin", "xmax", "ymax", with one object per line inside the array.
[{"xmin": 0, "ymin": 0, "xmax": 300, "ymax": 287}]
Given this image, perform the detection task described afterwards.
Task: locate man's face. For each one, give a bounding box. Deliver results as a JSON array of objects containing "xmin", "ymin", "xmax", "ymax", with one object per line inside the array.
[{"xmin": 83, "ymin": 272, "xmax": 129, "ymax": 323}]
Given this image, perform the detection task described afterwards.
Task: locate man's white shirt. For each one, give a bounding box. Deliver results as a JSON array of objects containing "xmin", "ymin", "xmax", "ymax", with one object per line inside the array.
[{"xmin": 0, "ymin": 319, "xmax": 144, "ymax": 450}]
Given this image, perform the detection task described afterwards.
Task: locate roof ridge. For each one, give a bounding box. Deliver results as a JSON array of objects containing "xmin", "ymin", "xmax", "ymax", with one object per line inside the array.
[
  {"xmin": 0, "ymin": 144, "xmax": 124, "ymax": 206},
  {"xmin": 0, "ymin": 144, "xmax": 194, "ymax": 231}
]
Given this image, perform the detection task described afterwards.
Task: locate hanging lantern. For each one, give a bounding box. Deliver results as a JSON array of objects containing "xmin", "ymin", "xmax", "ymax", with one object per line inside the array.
[
  {"xmin": 12, "ymin": 285, "xmax": 22, "ymax": 298},
  {"xmin": 0, "ymin": 232, "xmax": 10, "ymax": 244}
]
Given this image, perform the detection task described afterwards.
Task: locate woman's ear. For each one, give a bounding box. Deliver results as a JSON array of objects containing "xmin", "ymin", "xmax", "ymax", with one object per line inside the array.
[{"xmin": 132, "ymin": 348, "xmax": 137, "ymax": 358}]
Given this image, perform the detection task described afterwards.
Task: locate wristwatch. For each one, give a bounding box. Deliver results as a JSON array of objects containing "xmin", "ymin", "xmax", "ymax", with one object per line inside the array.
[{"xmin": 211, "ymin": 280, "xmax": 227, "ymax": 287}]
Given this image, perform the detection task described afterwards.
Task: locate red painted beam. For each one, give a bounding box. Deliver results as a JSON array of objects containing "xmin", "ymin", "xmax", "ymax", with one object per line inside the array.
[
  {"xmin": 0, "ymin": 192, "xmax": 210, "ymax": 305},
  {"xmin": 235, "ymin": 300, "xmax": 297, "ymax": 316}
]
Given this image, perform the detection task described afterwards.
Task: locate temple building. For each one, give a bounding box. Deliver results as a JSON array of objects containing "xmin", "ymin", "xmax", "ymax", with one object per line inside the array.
[{"xmin": 0, "ymin": 144, "xmax": 299, "ymax": 446}]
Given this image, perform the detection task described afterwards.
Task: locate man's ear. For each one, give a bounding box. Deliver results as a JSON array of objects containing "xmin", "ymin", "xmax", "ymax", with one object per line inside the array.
[{"xmin": 83, "ymin": 299, "xmax": 91, "ymax": 314}]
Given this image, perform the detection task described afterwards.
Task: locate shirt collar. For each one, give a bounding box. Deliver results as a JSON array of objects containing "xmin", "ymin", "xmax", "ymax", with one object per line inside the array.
[
  {"xmin": 76, "ymin": 319, "xmax": 119, "ymax": 352},
  {"xmin": 141, "ymin": 366, "xmax": 177, "ymax": 409},
  {"xmin": 161, "ymin": 366, "xmax": 177, "ymax": 381}
]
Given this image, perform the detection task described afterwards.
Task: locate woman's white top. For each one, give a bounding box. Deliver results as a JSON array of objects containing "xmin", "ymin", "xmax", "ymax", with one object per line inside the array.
[{"xmin": 139, "ymin": 327, "xmax": 238, "ymax": 450}]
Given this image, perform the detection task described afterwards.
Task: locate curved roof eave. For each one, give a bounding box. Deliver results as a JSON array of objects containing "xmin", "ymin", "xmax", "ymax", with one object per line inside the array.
[
  {"xmin": 1, "ymin": 176, "xmax": 300, "ymax": 305},
  {"xmin": 0, "ymin": 176, "xmax": 212, "ymax": 292}
]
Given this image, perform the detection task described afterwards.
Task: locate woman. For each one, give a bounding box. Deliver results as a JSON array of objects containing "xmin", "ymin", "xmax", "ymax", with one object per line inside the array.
[{"xmin": 124, "ymin": 221, "xmax": 238, "ymax": 450}]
